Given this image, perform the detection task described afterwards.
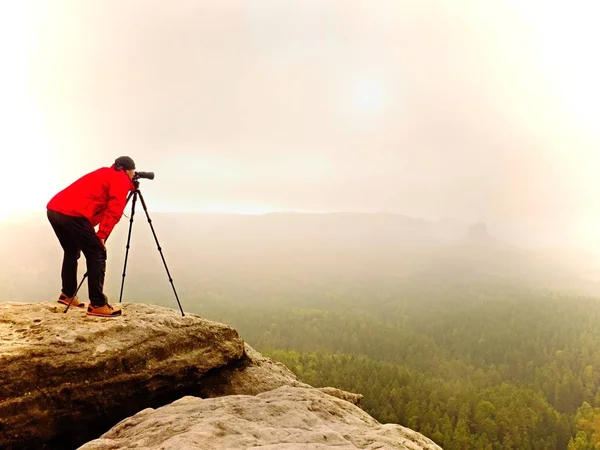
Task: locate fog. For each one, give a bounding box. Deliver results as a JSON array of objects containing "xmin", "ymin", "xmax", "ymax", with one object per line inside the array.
[
  {"xmin": 2, "ymin": 211, "xmax": 600, "ymax": 306},
  {"xmin": 1, "ymin": 1, "xmax": 599, "ymax": 252}
]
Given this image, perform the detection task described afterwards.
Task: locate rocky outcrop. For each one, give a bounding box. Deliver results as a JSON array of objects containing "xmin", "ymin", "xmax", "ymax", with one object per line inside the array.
[
  {"xmin": 318, "ymin": 386, "xmax": 364, "ymax": 406},
  {"xmin": 200, "ymin": 343, "xmax": 310, "ymax": 397},
  {"xmin": 467, "ymin": 222, "xmax": 489, "ymax": 238},
  {"xmin": 80, "ymin": 386, "xmax": 441, "ymax": 450},
  {"xmin": 0, "ymin": 301, "xmax": 244, "ymax": 450},
  {"xmin": 0, "ymin": 301, "xmax": 440, "ymax": 450}
]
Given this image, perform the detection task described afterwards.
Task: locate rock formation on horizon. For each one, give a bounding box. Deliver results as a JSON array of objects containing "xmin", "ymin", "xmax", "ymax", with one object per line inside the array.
[{"xmin": 0, "ymin": 301, "xmax": 442, "ymax": 450}]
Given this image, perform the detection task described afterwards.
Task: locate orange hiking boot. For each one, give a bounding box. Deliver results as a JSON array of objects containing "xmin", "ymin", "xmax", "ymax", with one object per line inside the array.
[
  {"xmin": 57, "ymin": 292, "xmax": 85, "ymax": 308},
  {"xmin": 86, "ymin": 303, "xmax": 122, "ymax": 318}
]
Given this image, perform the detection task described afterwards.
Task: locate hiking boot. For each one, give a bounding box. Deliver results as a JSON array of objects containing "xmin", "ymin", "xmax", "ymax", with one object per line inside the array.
[
  {"xmin": 57, "ymin": 292, "xmax": 85, "ymax": 308},
  {"xmin": 86, "ymin": 303, "xmax": 122, "ymax": 318}
]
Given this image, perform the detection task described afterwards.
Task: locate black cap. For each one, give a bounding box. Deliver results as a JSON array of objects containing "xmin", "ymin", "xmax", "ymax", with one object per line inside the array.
[{"xmin": 114, "ymin": 156, "xmax": 136, "ymax": 170}]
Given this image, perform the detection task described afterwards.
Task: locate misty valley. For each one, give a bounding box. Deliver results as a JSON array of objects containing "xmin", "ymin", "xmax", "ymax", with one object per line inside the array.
[{"xmin": 4, "ymin": 212, "xmax": 600, "ymax": 449}]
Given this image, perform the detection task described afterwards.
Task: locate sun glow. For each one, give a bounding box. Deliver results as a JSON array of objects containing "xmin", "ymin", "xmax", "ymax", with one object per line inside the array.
[
  {"xmin": 334, "ymin": 74, "xmax": 397, "ymax": 131},
  {"xmin": 350, "ymin": 78, "xmax": 385, "ymax": 118}
]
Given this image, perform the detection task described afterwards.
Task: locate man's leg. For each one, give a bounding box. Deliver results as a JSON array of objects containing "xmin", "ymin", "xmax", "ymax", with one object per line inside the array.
[
  {"xmin": 47, "ymin": 210, "xmax": 80, "ymax": 297},
  {"xmin": 69, "ymin": 217, "xmax": 107, "ymax": 306}
]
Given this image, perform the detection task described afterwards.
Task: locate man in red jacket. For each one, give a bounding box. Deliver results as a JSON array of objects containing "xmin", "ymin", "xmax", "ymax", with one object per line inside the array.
[{"xmin": 47, "ymin": 156, "xmax": 136, "ymax": 317}]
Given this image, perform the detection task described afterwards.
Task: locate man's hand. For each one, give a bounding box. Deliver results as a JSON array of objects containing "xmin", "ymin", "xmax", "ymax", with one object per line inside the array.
[{"xmin": 99, "ymin": 238, "xmax": 106, "ymax": 250}]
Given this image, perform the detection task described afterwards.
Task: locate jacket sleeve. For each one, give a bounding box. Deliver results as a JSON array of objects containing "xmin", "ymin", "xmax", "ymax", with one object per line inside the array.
[{"xmin": 96, "ymin": 173, "xmax": 132, "ymax": 239}]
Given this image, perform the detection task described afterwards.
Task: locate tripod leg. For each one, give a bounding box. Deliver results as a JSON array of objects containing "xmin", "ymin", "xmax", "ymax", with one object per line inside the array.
[
  {"xmin": 136, "ymin": 189, "xmax": 185, "ymax": 317},
  {"xmin": 63, "ymin": 273, "xmax": 88, "ymax": 313},
  {"xmin": 119, "ymin": 192, "xmax": 138, "ymax": 303}
]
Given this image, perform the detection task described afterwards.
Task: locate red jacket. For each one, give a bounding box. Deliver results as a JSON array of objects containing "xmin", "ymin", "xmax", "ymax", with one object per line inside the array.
[{"xmin": 47, "ymin": 165, "xmax": 134, "ymax": 239}]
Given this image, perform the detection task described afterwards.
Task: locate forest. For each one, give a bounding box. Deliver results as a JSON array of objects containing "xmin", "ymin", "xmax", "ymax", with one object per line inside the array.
[{"xmin": 190, "ymin": 280, "xmax": 600, "ymax": 450}]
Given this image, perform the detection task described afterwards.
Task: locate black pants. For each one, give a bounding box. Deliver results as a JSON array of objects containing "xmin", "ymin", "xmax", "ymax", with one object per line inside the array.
[{"xmin": 47, "ymin": 209, "xmax": 107, "ymax": 306}]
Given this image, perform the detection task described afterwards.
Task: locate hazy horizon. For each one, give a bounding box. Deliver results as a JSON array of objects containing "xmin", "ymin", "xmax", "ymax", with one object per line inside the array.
[{"xmin": 1, "ymin": 1, "xmax": 599, "ymax": 251}]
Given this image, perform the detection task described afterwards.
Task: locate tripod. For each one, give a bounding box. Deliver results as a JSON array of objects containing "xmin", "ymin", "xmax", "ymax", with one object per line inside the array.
[{"xmin": 64, "ymin": 179, "xmax": 185, "ymax": 316}]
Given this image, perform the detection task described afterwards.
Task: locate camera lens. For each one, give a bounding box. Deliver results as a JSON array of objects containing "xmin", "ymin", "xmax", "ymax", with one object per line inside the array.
[{"xmin": 134, "ymin": 171, "xmax": 155, "ymax": 180}]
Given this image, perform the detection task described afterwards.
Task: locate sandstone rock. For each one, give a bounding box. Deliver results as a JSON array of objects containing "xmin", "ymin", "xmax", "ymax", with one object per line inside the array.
[
  {"xmin": 318, "ymin": 387, "xmax": 363, "ymax": 406},
  {"xmin": 80, "ymin": 385, "xmax": 442, "ymax": 450},
  {"xmin": 0, "ymin": 301, "xmax": 244, "ymax": 450}
]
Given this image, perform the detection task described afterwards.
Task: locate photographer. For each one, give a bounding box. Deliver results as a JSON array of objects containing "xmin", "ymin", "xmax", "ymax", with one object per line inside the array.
[{"xmin": 46, "ymin": 156, "xmax": 136, "ymax": 317}]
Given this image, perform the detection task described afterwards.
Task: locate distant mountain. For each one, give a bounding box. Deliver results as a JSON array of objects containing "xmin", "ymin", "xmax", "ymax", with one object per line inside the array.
[
  {"xmin": 200, "ymin": 212, "xmax": 454, "ymax": 249},
  {"xmin": 0, "ymin": 212, "xmax": 598, "ymax": 301}
]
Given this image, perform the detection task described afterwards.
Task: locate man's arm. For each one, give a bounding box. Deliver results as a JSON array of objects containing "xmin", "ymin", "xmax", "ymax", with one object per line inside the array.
[{"xmin": 96, "ymin": 174, "xmax": 132, "ymax": 240}]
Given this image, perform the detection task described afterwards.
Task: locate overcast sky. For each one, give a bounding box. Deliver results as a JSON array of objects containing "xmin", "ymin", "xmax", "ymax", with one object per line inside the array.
[{"xmin": 1, "ymin": 1, "xmax": 599, "ymax": 249}]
